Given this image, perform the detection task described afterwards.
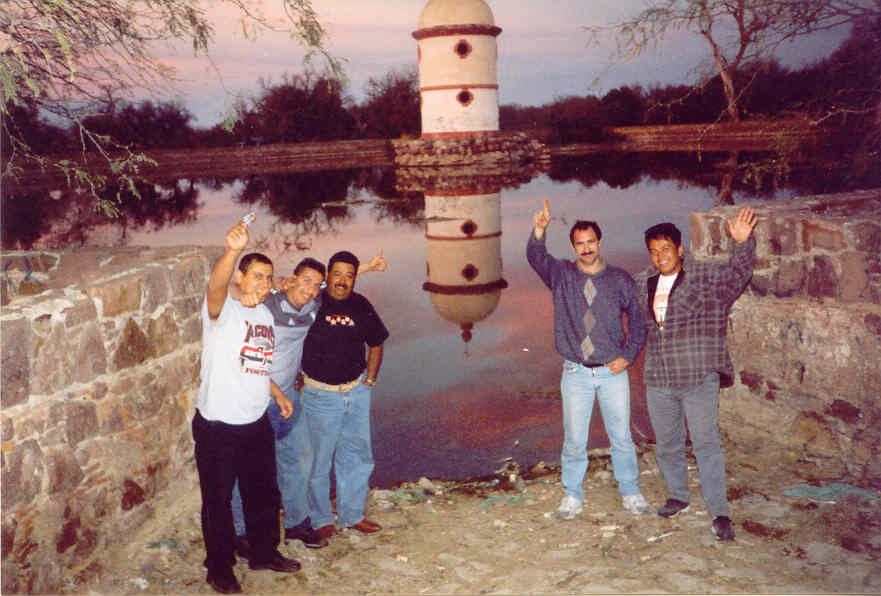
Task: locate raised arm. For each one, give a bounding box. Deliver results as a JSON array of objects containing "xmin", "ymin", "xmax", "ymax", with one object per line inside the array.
[
  {"xmin": 533, "ymin": 198, "xmax": 551, "ymax": 240},
  {"xmin": 206, "ymin": 221, "xmax": 249, "ymax": 320},
  {"xmin": 359, "ymin": 250, "xmax": 387, "ymax": 274}
]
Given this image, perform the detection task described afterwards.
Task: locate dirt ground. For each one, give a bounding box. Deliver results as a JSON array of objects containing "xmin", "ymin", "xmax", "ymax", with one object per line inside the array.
[{"xmin": 62, "ymin": 434, "xmax": 881, "ymax": 595}]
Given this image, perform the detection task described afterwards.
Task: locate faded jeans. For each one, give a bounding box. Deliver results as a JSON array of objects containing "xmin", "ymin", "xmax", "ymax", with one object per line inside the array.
[
  {"xmin": 303, "ymin": 382, "xmax": 374, "ymax": 529},
  {"xmin": 646, "ymin": 372, "xmax": 729, "ymax": 517},
  {"xmin": 232, "ymin": 393, "xmax": 313, "ymax": 535},
  {"xmin": 560, "ymin": 360, "xmax": 641, "ymax": 501}
]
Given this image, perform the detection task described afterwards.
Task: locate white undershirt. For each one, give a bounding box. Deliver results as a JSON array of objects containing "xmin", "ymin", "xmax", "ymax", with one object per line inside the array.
[{"xmin": 653, "ymin": 272, "xmax": 679, "ymax": 327}]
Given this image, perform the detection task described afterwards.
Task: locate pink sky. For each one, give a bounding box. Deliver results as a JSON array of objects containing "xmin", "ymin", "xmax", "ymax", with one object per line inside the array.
[{"xmin": 148, "ymin": 1, "xmax": 852, "ymax": 126}]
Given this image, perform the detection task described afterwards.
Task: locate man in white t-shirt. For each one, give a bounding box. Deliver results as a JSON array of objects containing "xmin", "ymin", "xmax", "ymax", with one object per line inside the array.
[{"xmin": 193, "ymin": 219, "xmax": 300, "ymax": 594}]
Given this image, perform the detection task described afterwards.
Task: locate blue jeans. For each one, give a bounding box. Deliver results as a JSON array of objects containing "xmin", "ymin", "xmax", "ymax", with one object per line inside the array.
[
  {"xmin": 560, "ymin": 360, "xmax": 640, "ymax": 501},
  {"xmin": 303, "ymin": 382, "xmax": 374, "ymax": 528},
  {"xmin": 232, "ymin": 394, "xmax": 313, "ymax": 535},
  {"xmin": 646, "ymin": 372, "xmax": 728, "ymax": 517}
]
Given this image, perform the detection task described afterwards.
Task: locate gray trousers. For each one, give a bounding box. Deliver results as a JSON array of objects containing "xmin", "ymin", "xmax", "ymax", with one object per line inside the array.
[{"xmin": 646, "ymin": 372, "xmax": 729, "ymax": 518}]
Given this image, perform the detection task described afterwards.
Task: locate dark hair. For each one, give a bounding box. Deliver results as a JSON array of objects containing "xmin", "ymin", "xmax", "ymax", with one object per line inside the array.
[
  {"xmin": 294, "ymin": 257, "xmax": 326, "ymax": 278},
  {"xmin": 644, "ymin": 223, "xmax": 682, "ymax": 249},
  {"xmin": 327, "ymin": 251, "xmax": 360, "ymax": 274},
  {"xmin": 569, "ymin": 220, "xmax": 602, "ymax": 245},
  {"xmin": 238, "ymin": 253, "xmax": 273, "ymax": 275}
]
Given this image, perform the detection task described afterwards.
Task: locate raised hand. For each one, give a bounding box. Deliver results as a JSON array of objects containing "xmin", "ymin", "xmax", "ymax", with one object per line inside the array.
[
  {"xmin": 726, "ymin": 206, "xmax": 758, "ymax": 243},
  {"xmin": 533, "ymin": 198, "xmax": 551, "ymax": 239},
  {"xmin": 225, "ymin": 221, "xmax": 249, "ymax": 252},
  {"xmin": 366, "ymin": 250, "xmax": 387, "ymax": 272}
]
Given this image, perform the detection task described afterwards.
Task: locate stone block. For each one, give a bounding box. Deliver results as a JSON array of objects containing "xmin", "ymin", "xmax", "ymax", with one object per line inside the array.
[
  {"xmin": 824, "ymin": 399, "xmax": 861, "ymax": 425},
  {"xmin": 866, "ymin": 313, "xmax": 881, "ymax": 336},
  {"xmin": 49, "ymin": 400, "xmax": 99, "ymax": 448},
  {"xmin": 55, "ymin": 512, "xmax": 80, "ymax": 554},
  {"xmin": 803, "ymin": 221, "xmax": 846, "ymax": 252},
  {"xmin": 2, "ymin": 518, "xmax": 16, "ymax": 561},
  {"xmin": 806, "ymin": 256, "xmax": 839, "ymax": 298},
  {"xmin": 113, "ymin": 318, "xmax": 150, "ymax": 370},
  {"xmin": 1, "ymin": 316, "xmax": 31, "ymax": 407},
  {"xmin": 84, "ymin": 275, "xmax": 142, "ymax": 317},
  {"xmin": 768, "ymin": 219, "xmax": 797, "ymax": 256},
  {"xmin": 147, "ymin": 309, "xmax": 180, "ymax": 358},
  {"xmin": 171, "ymin": 255, "xmax": 211, "ymax": 298},
  {"xmin": 773, "ymin": 259, "xmax": 806, "ymax": 297},
  {"xmin": 62, "ymin": 296, "xmax": 98, "ymax": 328},
  {"xmin": 840, "ymin": 252, "xmax": 869, "ymax": 301},
  {"xmin": 853, "ymin": 221, "xmax": 881, "ymax": 253},
  {"xmin": 140, "ymin": 266, "xmax": 171, "ymax": 314},
  {"xmin": 0, "ymin": 253, "xmax": 58, "ymax": 274},
  {"xmin": 1, "ymin": 440, "xmax": 44, "ymax": 513},
  {"xmin": 1, "ymin": 417, "xmax": 12, "ymax": 442},
  {"xmin": 46, "ymin": 447, "xmax": 85, "ymax": 494},
  {"xmin": 121, "ymin": 479, "xmax": 147, "ymax": 510}
]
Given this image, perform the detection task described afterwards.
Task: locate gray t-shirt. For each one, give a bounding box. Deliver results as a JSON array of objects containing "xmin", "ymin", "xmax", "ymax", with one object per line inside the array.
[{"xmin": 262, "ymin": 290, "xmax": 320, "ymax": 396}]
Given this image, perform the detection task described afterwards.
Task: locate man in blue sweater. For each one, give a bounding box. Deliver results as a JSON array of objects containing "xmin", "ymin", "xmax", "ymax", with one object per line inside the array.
[{"xmin": 527, "ymin": 199, "xmax": 651, "ymax": 520}]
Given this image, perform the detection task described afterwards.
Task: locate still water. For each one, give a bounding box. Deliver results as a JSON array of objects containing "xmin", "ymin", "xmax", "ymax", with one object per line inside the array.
[{"xmin": 4, "ymin": 153, "xmax": 809, "ymax": 487}]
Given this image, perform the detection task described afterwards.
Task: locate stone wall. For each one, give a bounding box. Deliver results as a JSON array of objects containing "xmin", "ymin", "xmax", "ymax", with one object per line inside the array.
[
  {"xmin": 690, "ymin": 189, "xmax": 881, "ymax": 486},
  {"xmin": 1, "ymin": 246, "xmax": 221, "ymax": 593}
]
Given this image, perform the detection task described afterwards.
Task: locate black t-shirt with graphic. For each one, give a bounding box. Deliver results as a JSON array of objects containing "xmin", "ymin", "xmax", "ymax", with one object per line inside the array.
[{"xmin": 301, "ymin": 290, "xmax": 389, "ymax": 385}]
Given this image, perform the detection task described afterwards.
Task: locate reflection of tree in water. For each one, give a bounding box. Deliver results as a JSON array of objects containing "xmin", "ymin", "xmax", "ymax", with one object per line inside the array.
[
  {"xmin": 353, "ymin": 168, "xmax": 424, "ymax": 226},
  {"xmin": 2, "ymin": 180, "xmax": 199, "ymax": 249},
  {"xmin": 549, "ymin": 150, "xmax": 865, "ymax": 203},
  {"xmin": 234, "ymin": 170, "xmax": 359, "ymax": 256}
]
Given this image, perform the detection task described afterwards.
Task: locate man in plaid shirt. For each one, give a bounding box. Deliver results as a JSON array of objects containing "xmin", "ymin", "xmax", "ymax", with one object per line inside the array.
[{"xmin": 642, "ymin": 207, "xmax": 757, "ymax": 542}]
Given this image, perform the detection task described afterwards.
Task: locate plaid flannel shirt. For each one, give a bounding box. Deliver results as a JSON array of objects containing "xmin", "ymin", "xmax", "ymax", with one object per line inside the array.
[{"xmin": 639, "ymin": 236, "xmax": 755, "ymax": 389}]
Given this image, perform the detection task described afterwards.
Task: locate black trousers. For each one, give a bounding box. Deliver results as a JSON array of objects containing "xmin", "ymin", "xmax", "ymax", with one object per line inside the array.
[{"xmin": 193, "ymin": 410, "xmax": 280, "ymax": 573}]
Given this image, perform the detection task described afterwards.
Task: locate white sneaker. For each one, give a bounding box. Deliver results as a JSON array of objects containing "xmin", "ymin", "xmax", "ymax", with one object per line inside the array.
[
  {"xmin": 554, "ymin": 495, "xmax": 583, "ymax": 520},
  {"xmin": 622, "ymin": 493, "xmax": 653, "ymax": 516}
]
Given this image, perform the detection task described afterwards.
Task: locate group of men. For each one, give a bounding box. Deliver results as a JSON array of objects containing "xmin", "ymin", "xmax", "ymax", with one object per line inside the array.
[
  {"xmin": 528, "ymin": 198, "xmax": 757, "ymax": 543},
  {"xmin": 194, "ymin": 218, "xmax": 387, "ymax": 594},
  {"xmin": 194, "ymin": 196, "xmax": 757, "ymax": 593}
]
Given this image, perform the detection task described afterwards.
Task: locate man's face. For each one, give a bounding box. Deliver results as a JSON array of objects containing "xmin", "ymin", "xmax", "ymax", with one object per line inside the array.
[
  {"xmin": 285, "ymin": 266, "xmax": 324, "ymax": 309},
  {"xmin": 236, "ymin": 261, "xmax": 273, "ymax": 302},
  {"xmin": 648, "ymin": 237, "xmax": 684, "ymax": 276},
  {"xmin": 571, "ymin": 227, "xmax": 602, "ymax": 271},
  {"xmin": 326, "ymin": 261, "xmax": 356, "ymax": 301}
]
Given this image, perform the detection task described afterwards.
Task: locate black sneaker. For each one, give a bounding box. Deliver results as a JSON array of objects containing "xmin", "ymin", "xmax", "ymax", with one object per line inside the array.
[
  {"xmin": 248, "ymin": 551, "xmax": 301, "ymax": 573},
  {"xmin": 207, "ymin": 568, "xmax": 242, "ymax": 594},
  {"xmin": 657, "ymin": 498, "xmax": 690, "ymax": 518},
  {"xmin": 233, "ymin": 535, "xmax": 252, "ymax": 561},
  {"xmin": 712, "ymin": 516, "xmax": 736, "ymax": 542},
  {"xmin": 285, "ymin": 518, "xmax": 329, "ymax": 549}
]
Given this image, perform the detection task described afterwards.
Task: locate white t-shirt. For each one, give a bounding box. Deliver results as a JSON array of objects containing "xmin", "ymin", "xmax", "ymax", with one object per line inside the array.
[
  {"xmin": 196, "ymin": 294, "xmax": 275, "ymax": 424},
  {"xmin": 653, "ymin": 272, "xmax": 679, "ymax": 328}
]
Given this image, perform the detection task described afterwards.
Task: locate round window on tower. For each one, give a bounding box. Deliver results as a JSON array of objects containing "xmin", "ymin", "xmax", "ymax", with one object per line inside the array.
[
  {"xmin": 457, "ymin": 89, "xmax": 474, "ymax": 106},
  {"xmin": 462, "ymin": 264, "xmax": 479, "ymax": 281},
  {"xmin": 461, "ymin": 220, "xmax": 478, "ymax": 236},
  {"xmin": 454, "ymin": 39, "xmax": 472, "ymax": 59}
]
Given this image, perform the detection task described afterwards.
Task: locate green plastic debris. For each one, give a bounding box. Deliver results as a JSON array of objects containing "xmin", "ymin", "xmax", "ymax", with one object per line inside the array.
[
  {"xmin": 147, "ymin": 538, "xmax": 177, "ymax": 549},
  {"xmin": 783, "ymin": 483, "xmax": 879, "ymax": 503},
  {"xmin": 479, "ymin": 495, "xmax": 503, "ymax": 508}
]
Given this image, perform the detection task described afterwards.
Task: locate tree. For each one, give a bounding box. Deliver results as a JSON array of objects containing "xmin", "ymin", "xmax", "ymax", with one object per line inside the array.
[
  {"xmin": 355, "ymin": 67, "xmax": 420, "ymax": 139},
  {"xmin": 590, "ymin": 0, "xmax": 881, "ymax": 123},
  {"xmin": 1, "ymin": 0, "xmax": 339, "ymax": 211}
]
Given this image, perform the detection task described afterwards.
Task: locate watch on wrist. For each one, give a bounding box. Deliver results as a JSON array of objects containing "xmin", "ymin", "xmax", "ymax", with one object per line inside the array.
[{"xmin": 364, "ymin": 378, "xmax": 376, "ymax": 387}]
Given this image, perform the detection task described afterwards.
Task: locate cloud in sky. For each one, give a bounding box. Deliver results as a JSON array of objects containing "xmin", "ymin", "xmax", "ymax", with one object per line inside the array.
[{"xmin": 150, "ymin": 0, "xmax": 852, "ymax": 126}]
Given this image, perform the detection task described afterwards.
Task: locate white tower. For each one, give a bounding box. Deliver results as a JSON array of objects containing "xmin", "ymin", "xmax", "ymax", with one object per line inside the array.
[
  {"xmin": 422, "ymin": 184, "xmax": 507, "ymax": 344},
  {"xmin": 413, "ymin": 0, "xmax": 502, "ymax": 138}
]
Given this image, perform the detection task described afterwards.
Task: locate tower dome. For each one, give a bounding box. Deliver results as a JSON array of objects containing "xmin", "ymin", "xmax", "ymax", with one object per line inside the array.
[{"xmin": 418, "ymin": 0, "xmax": 496, "ymax": 29}]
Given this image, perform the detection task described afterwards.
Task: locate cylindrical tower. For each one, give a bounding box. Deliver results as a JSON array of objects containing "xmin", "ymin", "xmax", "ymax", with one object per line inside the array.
[
  {"xmin": 413, "ymin": 0, "xmax": 502, "ymax": 138},
  {"xmin": 422, "ymin": 188, "xmax": 508, "ymax": 343}
]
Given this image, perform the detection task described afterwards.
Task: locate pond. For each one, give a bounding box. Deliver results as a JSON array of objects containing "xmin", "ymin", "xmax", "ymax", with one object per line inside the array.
[{"xmin": 2, "ymin": 151, "xmax": 838, "ymax": 487}]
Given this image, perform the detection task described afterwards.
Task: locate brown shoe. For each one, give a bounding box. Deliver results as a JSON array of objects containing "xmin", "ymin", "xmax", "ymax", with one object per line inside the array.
[
  {"xmin": 315, "ymin": 524, "xmax": 339, "ymax": 539},
  {"xmin": 350, "ymin": 519, "xmax": 382, "ymax": 534}
]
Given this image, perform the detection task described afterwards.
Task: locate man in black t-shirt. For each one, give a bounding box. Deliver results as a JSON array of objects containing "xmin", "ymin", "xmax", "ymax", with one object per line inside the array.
[{"xmin": 301, "ymin": 251, "xmax": 389, "ymax": 540}]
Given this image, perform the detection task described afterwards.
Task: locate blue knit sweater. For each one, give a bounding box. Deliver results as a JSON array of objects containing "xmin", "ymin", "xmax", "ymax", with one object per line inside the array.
[{"xmin": 527, "ymin": 232, "xmax": 647, "ymax": 365}]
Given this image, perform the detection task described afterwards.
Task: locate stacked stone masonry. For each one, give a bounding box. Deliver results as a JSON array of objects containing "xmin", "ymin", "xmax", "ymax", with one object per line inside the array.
[
  {"xmin": 1, "ymin": 246, "xmax": 222, "ymax": 593},
  {"xmin": 689, "ymin": 189, "xmax": 881, "ymax": 487}
]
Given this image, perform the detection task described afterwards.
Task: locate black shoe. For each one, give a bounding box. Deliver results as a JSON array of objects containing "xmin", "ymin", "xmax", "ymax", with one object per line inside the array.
[
  {"xmin": 207, "ymin": 568, "xmax": 242, "ymax": 594},
  {"xmin": 233, "ymin": 535, "xmax": 252, "ymax": 561},
  {"xmin": 657, "ymin": 498, "xmax": 690, "ymax": 518},
  {"xmin": 248, "ymin": 551, "xmax": 302, "ymax": 573},
  {"xmin": 285, "ymin": 519, "xmax": 329, "ymax": 549},
  {"xmin": 712, "ymin": 516, "xmax": 736, "ymax": 542}
]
